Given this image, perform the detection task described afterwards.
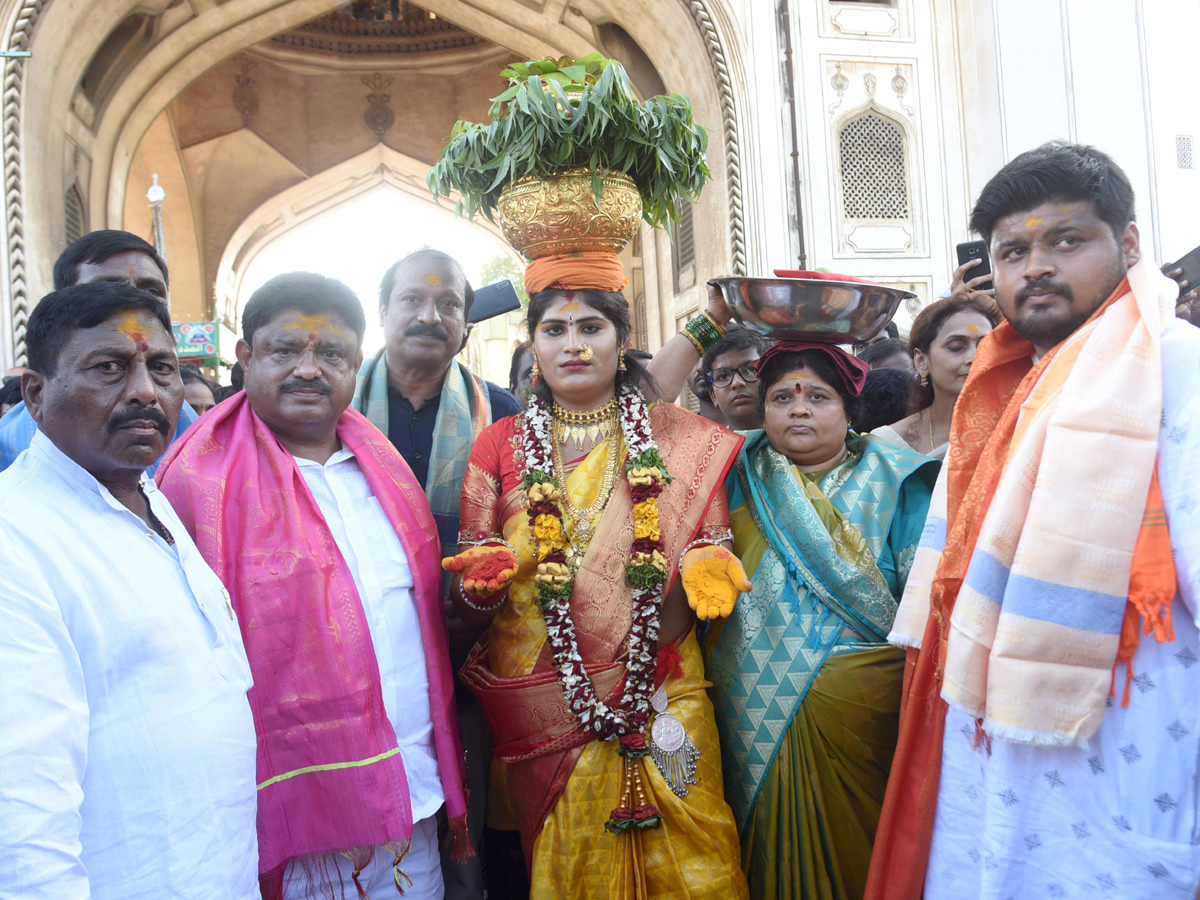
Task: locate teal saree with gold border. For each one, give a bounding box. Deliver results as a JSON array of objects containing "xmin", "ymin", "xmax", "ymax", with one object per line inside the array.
[{"xmin": 706, "ymin": 432, "xmax": 937, "ymax": 900}]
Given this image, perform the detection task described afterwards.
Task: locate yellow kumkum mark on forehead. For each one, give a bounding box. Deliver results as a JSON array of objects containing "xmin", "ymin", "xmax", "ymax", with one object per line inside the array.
[
  {"xmin": 425, "ymin": 274, "xmax": 443, "ymax": 286},
  {"xmin": 1025, "ymin": 216, "xmax": 1044, "ymax": 228},
  {"xmin": 780, "ymin": 369, "xmax": 816, "ymax": 384},
  {"xmin": 114, "ymin": 311, "xmax": 153, "ymax": 334},
  {"xmin": 560, "ymin": 300, "xmax": 581, "ymax": 312},
  {"xmin": 966, "ymin": 324, "xmax": 981, "ymax": 335},
  {"xmin": 283, "ymin": 313, "xmax": 350, "ymax": 341}
]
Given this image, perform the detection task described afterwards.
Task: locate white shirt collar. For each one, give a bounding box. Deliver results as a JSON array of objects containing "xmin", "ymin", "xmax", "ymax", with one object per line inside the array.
[{"xmin": 28, "ymin": 429, "xmax": 154, "ymax": 515}]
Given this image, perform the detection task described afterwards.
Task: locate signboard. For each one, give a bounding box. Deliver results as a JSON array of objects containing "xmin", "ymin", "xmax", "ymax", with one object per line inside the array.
[{"xmin": 173, "ymin": 321, "xmax": 219, "ymax": 360}]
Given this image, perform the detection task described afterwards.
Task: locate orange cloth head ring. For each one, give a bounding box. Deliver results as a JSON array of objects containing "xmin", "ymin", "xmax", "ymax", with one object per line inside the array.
[{"xmin": 525, "ymin": 250, "xmax": 628, "ymax": 295}]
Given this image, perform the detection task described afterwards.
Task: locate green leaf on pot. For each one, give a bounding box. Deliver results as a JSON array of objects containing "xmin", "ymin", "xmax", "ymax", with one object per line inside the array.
[{"xmin": 427, "ymin": 55, "xmax": 711, "ymax": 229}]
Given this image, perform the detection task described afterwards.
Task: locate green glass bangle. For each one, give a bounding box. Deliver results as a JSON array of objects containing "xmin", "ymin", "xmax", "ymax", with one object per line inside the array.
[{"xmin": 683, "ymin": 312, "xmax": 726, "ymax": 353}]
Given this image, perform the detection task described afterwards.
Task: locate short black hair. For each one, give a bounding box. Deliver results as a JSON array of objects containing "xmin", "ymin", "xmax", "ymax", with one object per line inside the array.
[
  {"xmin": 53, "ymin": 230, "xmax": 169, "ymax": 291},
  {"xmin": 970, "ymin": 142, "xmax": 1135, "ymax": 244},
  {"xmin": 757, "ymin": 348, "xmax": 860, "ymax": 424},
  {"xmin": 26, "ymin": 282, "xmax": 172, "ymax": 377},
  {"xmin": 377, "ymin": 248, "xmax": 475, "ymax": 318},
  {"xmin": 180, "ymin": 364, "xmax": 219, "ymax": 396},
  {"xmin": 702, "ymin": 327, "xmax": 772, "ymax": 377},
  {"xmin": 508, "ymin": 340, "xmax": 532, "ymax": 395},
  {"xmin": 241, "ymin": 272, "xmax": 366, "ymax": 347},
  {"xmin": 853, "ymin": 367, "xmax": 911, "ymax": 433},
  {"xmin": 859, "ymin": 338, "xmax": 910, "ymax": 368},
  {"xmin": 0, "ymin": 376, "xmax": 21, "ymax": 408}
]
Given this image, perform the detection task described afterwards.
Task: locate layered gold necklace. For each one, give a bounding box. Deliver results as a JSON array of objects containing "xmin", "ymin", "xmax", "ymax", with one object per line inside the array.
[
  {"xmin": 553, "ymin": 397, "xmax": 619, "ymax": 450},
  {"xmin": 550, "ymin": 398, "xmax": 621, "ymax": 562}
]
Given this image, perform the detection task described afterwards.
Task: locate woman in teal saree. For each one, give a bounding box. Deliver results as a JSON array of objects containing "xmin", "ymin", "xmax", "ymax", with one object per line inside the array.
[{"xmin": 706, "ymin": 341, "xmax": 938, "ymax": 900}]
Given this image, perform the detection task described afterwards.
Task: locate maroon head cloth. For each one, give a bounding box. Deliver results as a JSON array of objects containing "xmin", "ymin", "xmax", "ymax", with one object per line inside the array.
[{"xmin": 754, "ymin": 340, "xmax": 871, "ymax": 397}]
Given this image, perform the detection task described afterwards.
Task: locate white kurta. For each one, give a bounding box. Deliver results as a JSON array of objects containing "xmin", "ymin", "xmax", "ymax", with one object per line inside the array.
[
  {"xmin": 290, "ymin": 449, "xmax": 443, "ymax": 899},
  {"xmin": 0, "ymin": 431, "xmax": 259, "ymax": 900},
  {"xmin": 925, "ymin": 318, "xmax": 1200, "ymax": 898}
]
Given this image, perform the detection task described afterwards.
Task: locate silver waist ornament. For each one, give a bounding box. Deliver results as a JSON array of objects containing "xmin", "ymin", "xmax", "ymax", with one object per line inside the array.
[{"xmin": 649, "ymin": 683, "xmax": 700, "ymax": 797}]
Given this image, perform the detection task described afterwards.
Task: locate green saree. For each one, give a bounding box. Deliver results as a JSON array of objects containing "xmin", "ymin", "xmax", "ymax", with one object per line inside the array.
[{"xmin": 706, "ymin": 432, "xmax": 937, "ymax": 900}]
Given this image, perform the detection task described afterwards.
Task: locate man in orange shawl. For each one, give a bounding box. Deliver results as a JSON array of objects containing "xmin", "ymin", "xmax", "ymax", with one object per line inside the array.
[
  {"xmin": 867, "ymin": 144, "xmax": 1200, "ymax": 898},
  {"xmin": 156, "ymin": 273, "xmax": 470, "ymax": 900}
]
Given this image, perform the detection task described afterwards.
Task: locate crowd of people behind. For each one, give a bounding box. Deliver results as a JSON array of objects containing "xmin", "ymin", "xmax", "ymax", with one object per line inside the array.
[{"xmin": 1, "ymin": 140, "xmax": 1199, "ymax": 900}]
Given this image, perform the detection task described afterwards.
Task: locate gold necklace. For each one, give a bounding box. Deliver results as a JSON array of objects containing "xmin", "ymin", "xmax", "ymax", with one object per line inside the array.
[
  {"xmin": 553, "ymin": 397, "xmax": 619, "ymax": 450},
  {"xmin": 927, "ymin": 408, "xmax": 936, "ymax": 452},
  {"xmin": 550, "ymin": 422, "xmax": 620, "ymax": 562}
]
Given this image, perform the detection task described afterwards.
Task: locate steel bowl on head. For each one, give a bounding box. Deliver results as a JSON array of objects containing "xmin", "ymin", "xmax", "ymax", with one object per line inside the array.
[{"xmin": 709, "ymin": 277, "xmax": 913, "ymax": 344}]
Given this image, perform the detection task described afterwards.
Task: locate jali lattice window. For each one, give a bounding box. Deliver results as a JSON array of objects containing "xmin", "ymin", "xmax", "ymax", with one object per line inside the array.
[
  {"xmin": 1177, "ymin": 135, "xmax": 1194, "ymax": 170},
  {"xmin": 839, "ymin": 112, "xmax": 909, "ymax": 220}
]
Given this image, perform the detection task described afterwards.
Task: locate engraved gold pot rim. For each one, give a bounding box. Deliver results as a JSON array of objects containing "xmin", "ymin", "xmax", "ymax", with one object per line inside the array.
[{"xmin": 496, "ymin": 168, "xmax": 643, "ymax": 261}]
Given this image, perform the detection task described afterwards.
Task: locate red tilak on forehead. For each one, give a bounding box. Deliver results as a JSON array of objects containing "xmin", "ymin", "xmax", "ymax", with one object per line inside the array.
[
  {"xmin": 307, "ymin": 332, "xmax": 318, "ymax": 344},
  {"xmin": 131, "ymin": 331, "xmax": 149, "ymax": 353}
]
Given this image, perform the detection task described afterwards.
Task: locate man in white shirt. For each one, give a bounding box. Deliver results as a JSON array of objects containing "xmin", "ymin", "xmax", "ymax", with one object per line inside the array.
[
  {"xmin": 0, "ymin": 281, "xmax": 259, "ymax": 900},
  {"xmin": 156, "ymin": 271, "xmax": 470, "ymax": 900}
]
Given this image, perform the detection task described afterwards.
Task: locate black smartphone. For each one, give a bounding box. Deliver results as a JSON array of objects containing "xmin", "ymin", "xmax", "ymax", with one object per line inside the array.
[
  {"xmin": 956, "ymin": 240, "xmax": 993, "ymax": 291},
  {"xmin": 470, "ymin": 279, "xmax": 523, "ymax": 323},
  {"xmin": 1166, "ymin": 244, "xmax": 1200, "ymax": 297}
]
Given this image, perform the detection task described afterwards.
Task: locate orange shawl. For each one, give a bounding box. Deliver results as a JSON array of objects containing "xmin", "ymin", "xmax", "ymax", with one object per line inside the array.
[{"xmin": 865, "ymin": 274, "xmax": 1175, "ymax": 899}]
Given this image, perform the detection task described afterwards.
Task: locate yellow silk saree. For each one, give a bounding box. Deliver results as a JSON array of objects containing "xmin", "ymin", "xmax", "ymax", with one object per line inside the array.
[{"xmin": 458, "ymin": 402, "xmax": 747, "ymax": 899}]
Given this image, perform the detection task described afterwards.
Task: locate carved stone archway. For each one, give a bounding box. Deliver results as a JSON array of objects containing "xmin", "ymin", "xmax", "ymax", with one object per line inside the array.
[
  {"xmin": 212, "ymin": 142, "xmax": 511, "ymax": 329},
  {"xmin": 0, "ymin": 0, "xmax": 749, "ymax": 367}
]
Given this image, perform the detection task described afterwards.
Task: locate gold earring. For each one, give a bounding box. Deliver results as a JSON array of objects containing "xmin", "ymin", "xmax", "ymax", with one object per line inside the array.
[
  {"xmin": 617, "ymin": 353, "xmax": 627, "ymax": 372},
  {"xmin": 530, "ymin": 358, "xmax": 542, "ymax": 386}
]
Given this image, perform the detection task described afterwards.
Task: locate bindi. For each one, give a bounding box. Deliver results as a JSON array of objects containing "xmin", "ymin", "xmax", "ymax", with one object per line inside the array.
[
  {"xmin": 425, "ymin": 274, "xmax": 443, "ymax": 287},
  {"xmin": 966, "ymin": 324, "xmax": 981, "ymax": 335}
]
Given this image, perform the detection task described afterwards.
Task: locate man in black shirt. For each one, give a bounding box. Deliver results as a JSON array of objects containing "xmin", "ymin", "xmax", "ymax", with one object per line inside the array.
[{"xmin": 353, "ymin": 248, "xmax": 519, "ymax": 900}]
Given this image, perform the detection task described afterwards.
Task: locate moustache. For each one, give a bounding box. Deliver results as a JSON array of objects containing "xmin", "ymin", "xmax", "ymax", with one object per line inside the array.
[
  {"xmin": 405, "ymin": 323, "xmax": 450, "ymax": 342},
  {"xmin": 1016, "ymin": 277, "xmax": 1075, "ymax": 306},
  {"xmin": 280, "ymin": 379, "xmax": 331, "ymax": 395},
  {"xmin": 107, "ymin": 406, "xmax": 170, "ymax": 435}
]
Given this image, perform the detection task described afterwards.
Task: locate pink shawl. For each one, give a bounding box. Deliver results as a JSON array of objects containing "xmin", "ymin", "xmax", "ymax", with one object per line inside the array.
[{"xmin": 156, "ymin": 393, "xmax": 469, "ymax": 892}]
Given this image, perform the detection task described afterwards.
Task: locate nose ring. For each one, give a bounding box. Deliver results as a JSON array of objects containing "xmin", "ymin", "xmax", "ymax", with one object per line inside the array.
[{"xmin": 579, "ymin": 345, "xmax": 594, "ymax": 361}]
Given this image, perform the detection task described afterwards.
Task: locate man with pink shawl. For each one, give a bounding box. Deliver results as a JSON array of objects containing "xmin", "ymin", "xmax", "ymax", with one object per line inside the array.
[{"xmin": 157, "ymin": 272, "xmax": 470, "ymax": 899}]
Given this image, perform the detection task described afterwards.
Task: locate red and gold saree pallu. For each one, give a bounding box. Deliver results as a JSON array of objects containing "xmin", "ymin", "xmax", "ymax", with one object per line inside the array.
[{"xmin": 458, "ymin": 402, "xmax": 748, "ymax": 898}]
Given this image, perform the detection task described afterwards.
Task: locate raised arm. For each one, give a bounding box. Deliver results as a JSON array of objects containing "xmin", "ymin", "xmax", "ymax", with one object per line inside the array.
[
  {"xmin": 645, "ymin": 282, "xmax": 734, "ymax": 402},
  {"xmin": 0, "ymin": 545, "xmax": 90, "ymax": 900}
]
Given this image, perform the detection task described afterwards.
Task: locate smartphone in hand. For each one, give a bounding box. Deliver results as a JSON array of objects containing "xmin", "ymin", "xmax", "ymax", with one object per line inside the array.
[
  {"xmin": 1166, "ymin": 245, "xmax": 1200, "ymax": 298},
  {"xmin": 470, "ymin": 279, "xmax": 523, "ymax": 324},
  {"xmin": 956, "ymin": 240, "xmax": 993, "ymax": 292}
]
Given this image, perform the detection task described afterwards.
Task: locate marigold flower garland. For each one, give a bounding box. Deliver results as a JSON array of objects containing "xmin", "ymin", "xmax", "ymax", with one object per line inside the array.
[{"xmin": 519, "ymin": 381, "xmax": 672, "ymax": 833}]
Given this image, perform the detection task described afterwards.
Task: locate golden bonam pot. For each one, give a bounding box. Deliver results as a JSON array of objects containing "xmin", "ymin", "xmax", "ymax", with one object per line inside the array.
[{"xmin": 496, "ymin": 168, "xmax": 642, "ymax": 260}]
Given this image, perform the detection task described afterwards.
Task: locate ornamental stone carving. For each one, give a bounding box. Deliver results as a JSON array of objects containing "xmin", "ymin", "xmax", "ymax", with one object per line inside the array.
[
  {"xmin": 232, "ymin": 56, "xmax": 258, "ymax": 126},
  {"xmin": 362, "ymin": 72, "xmax": 394, "ymax": 141}
]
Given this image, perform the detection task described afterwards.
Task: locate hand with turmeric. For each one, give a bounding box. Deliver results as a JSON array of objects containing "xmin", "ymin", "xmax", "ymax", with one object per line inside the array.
[
  {"xmin": 442, "ymin": 544, "xmax": 518, "ymax": 600},
  {"xmin": 680, "ymin": 544, "xmax": 751, "ymax": 620}
]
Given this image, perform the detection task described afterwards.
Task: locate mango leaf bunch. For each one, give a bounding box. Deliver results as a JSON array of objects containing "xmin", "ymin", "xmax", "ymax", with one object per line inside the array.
[{"xmin": 427, "ymin": 55, "xmax": 710, "ymax": 229}]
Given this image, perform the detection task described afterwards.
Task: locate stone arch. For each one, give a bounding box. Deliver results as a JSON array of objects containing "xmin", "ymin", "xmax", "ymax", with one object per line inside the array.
[
  {"xmin": 212, "ymin": 143, "xmax": 511, "ymax": 329},
  {"xmin": 0, "ymin": 0, "xmax": 750, "ymax": 366}
]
